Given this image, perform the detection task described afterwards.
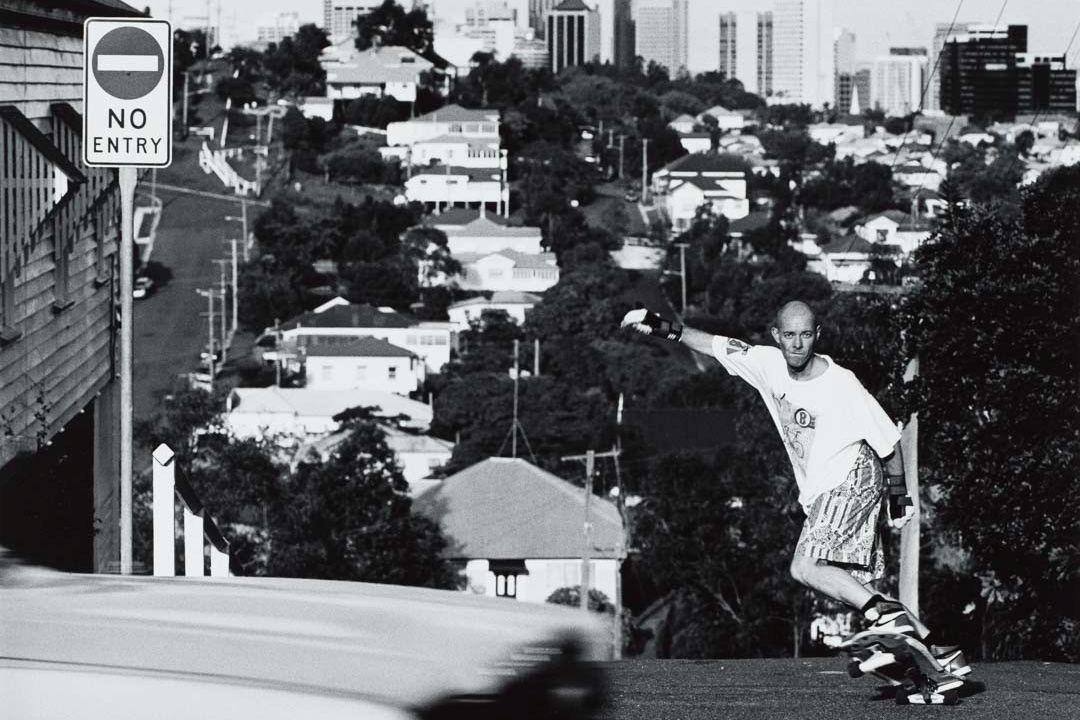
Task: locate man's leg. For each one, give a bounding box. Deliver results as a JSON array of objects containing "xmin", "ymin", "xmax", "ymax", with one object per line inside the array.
[{"xmin": 790, "ymin": 554, "xmax": 875, "ymax": 609}]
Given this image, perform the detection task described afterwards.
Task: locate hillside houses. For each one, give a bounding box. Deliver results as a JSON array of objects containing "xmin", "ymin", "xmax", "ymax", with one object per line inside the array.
[
  {"xmin": 652, "ymin": 153, "xmax": 751, "ymax": 230},
  {"xmin": 322, "ymin": 45, "xmax": 435, "ymax": 104},
  {"xmin": 424, "ymin": 208, "xmax": 543, "ymax": 256}
]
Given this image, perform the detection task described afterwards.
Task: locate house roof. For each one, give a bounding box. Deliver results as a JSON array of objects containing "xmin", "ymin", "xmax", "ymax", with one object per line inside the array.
[
  {"xmin": 679, "ymin": 132, "xmax": 712, "ymax": 139},
  {"xmin": 672, "ymin": 176, "xmax": 740, "ymax": 197},
  {"xmin": 656, "ymin": 152, "xmax": 749, "ymax": 175},
  {"xmin": 819, "ymin": 234, "xmax": 901, "ymax": 255},
  {"xmin": 439, "ymin": 216, "xmax": 541, "ymax": 239},
  {"xmin": 411, "ymin": 457, "xmax": 623, "ymax": 559},
  {"xmin": 296, "ymin": 426, "xmax": 453, "ymax": 469},
  {"xmin": 449, "ymin": 291, "xmax": 542, "ymax": 309},
  {"xmin": 409, "ymin": 166, "xmax": 503, "ymax": 182},
  {"xmin": 895, "ymin": 163, "xmax": 937, "ymax": 174},
  {"xmin": 701, "ymin": 104, "xmax": 741, "ymax": 117},
  {"xmin": 280, "ymin": 303, "xmax": 417, "ymax": 331},
  {"xmin": 303, "ymin": 336, "xmax": 416, "ymax": 359},
  {"xmin": 426, "ymin": 207, "xmax": 509, "ymax": 226},
  {"xmin": 413, "ymin": 104, "xmax": 499, "ymax": 123},
  {"xmin": 728, "ymin": 211, "xmax": 770, "ymax": 234},
  {"xmin": 827, "ymin": 205, "xmax": 862, "ymax": 224},
  {"xmin": 228, "ymin": 387, "xmax": 433, "ymax": 426},
  {"xmin": 553, "ymin": 0, "xmax": 592, "ymax": 11},
  {"xmin": 456, "ymin": 249, "xmax": 557, "ymax": 269},
  {"xmin": 669, "ymin": 114, "xmax": 696, "ymax": 125},
  {"xmin": 863, "ymin": 209, "xmax": 909, "ymax": 225}
]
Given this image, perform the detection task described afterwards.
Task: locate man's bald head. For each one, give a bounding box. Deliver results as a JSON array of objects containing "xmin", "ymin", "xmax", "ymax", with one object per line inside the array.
[{"xmin": 773, "ymin": 301, "xmax": 818, "ymax": 331}]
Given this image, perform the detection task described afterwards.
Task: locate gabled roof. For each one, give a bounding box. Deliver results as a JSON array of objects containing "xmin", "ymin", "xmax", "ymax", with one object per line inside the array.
[
  {"xmin": 280, "ymin": 303, "xmax": 417, "ymax": 331},
  {"xmin": 412, "ymin": 104, "xmax": 499, "ymax": 123},
  {"xmin": 296, "ymin": 426, "xmax": 453, "ymax": 469},
  {"xmin": 656, "ymin": 152, "xmax": 748, "ymax": 175},
  {"xmin": 728, "ymin": 211, "xmax": 770, "ymax": 234},
  {"xmin": 303, "ymin": 336, "xmax": 416, "ymax": 359},
  {"xmin": 819, "ymin": 234, "xmax": 900, "ymax": 255},
  {"xmin": 862, "ymin": 209, "xmax": 909, "ymax": 225},
  {"xmin": 412, "ymin": 457, "xmax": 622, "ymax": 559},
  {"xmin": 701, "ymin": 104, "xmax": 741, "ymax": 117},
  {"xmin": 553, "ymin": 0, "xmax": 592, "ymax": 11},
  {"xmin": 449, "ymin": 291, "xmax": 542, "ymax": 309},
  {"xmin": 895, "ymin": 163, "xmax": 938, "ymax": 175},
  {"xmin": 457, "ymin": 249, "xmax": 558, "ymax": 269},
  {"xmin": 228, "ymin": 387, "xmax": 433, "ymax": 427},
  {"xmin": 669, "ymin": 113, "xmax": 696, "ymax": 125},
  {"xmin": 671, "ymin": 176, "xmax": 740, "ymax": 197},
  {"xmin": 440, "ymin": 215, "xmax": 541, "ymax": 238}
]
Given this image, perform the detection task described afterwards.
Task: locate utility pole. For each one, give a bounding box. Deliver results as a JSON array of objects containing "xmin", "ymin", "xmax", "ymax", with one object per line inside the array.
[
  {"xmin": 533, "ymin": 337, "xmax": 540, "ymax": 377},
  {"xmin": 677, "ymin": 242, "xmax": 688, "ymax": 313},
  {"xmin": 562, "ymin": 447, "xmax": 621, "ymax": 615},
  {"xmin": 618, "ymin": 135, "xmax": 625, "ymax": 181},
  {"xmin": 196, "ymin": 288, "xmax": 217, "ymax": 387},
  {"xmin": 212, "ymin": 259, "xmax": 230, "ymax": 355},
  {"xmin": 241, "ymin": 197, "xmax": 249, "ymax": 259},
  {"xmin": 641, "ymin": 138, "xmax": 650, "ymax": 204},
  {"xmin": 182, "ymin": 71, "xmax": 189, "ymax": 138},
  {"xmin": 511, "ymin": 338, "xmax": 519, "ymax": 459},
  {"xmin": 229, "ymin": 238, "xmax": 238, "ymax": 334},
  {"xmin": 612, "ymin": 394, "xmax": 627, "ymax": 659}
]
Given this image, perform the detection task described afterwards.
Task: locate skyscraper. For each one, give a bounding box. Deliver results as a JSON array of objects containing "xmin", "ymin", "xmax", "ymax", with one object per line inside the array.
[
  {"xmin": 613, "ymin": 0, "xmax": 635, "ymax": 69},
  {"xmin": 926, "ymin": 21, "xmax": 974, "ymax": 113},
  {"xmin": 323, "ymin": 0, "xmax": 383, "ymax": 39},
  {"xmin": 871, "ymin": 48, "xmax": 928, "ymax": 116},
  {"xmin": 719, "ymin": 12, "xmax": 737, "ymax": 81},
  {"xmin": 773, "ymin": 0, "xmax": 835, "ymax": 107},
  {"xmin": 529, "ymin": 0, "xmax": 556, "ymax": 40},
  {"xmin": 547, "ymin": 0, "xmax": 600, "ymax": 73},
  {"xmin": 634, "ymin": 0, "xmax": 688, "ymax": 76},
  {"xmin": 940, "ymin": 24, "xmax": 1027, "ymax": 118},
  {"xmin": 1017, "ymin": 54, "xmax": 1077, "ymax": 113},
  {"xmin": 834, "ymin": 28, "xmax": 856, "ymax": 113},
  {"xmin": 757, "ymin": 11, "xmax": 774, "ymax": 97},
  {"xmin": 591, "ymin": 0, "xmax": 633, "ymax": 66}
]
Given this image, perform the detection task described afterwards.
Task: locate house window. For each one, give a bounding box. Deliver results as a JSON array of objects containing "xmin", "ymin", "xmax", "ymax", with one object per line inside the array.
[
  {"xmin": 491, "ymin": 560, "xmax": 527, "ymax": 599},
  {"xmin": 877, "ymin": 229, "xmax": 888, "ymax": 243},
  {"xmin": 388, "ymin": 365, "xmax": 397, "ymax": 380}
]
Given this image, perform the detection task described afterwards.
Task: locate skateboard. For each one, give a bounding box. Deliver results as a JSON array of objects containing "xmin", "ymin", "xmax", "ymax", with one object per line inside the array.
[{"xmin": 838, "ymin": 631, "xmax": 982, "ymax": 705}]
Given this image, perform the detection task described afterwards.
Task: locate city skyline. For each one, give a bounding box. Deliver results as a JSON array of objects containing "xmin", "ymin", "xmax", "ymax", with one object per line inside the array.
[{"xmin": 144, "ymin": 0, "xmax": 1079, "ymax": 68}]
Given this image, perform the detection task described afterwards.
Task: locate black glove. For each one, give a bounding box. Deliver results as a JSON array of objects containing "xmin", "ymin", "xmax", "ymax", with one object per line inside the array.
[
  {"xmin": 621, "ymin": 308, "xmax": 683, "ymax": 341},
  {"xmin": 886, "ymin": 473, "xmax": 914, "ymax": 526}
]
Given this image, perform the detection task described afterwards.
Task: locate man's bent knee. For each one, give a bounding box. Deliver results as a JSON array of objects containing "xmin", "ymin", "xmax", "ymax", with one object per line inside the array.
[{"xmin": 790, "ymin": 554, "xmax": 817, "ymax": 585}]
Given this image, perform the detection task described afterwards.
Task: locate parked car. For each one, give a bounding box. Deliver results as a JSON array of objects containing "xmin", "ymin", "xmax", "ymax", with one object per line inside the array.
[
  {"xmin": 0, "ymin": 549, "xmax": 609, "ymax": 720},
  {"xmin": 133, "ymin": 276, "xmax": 155, "ymax": 299}
]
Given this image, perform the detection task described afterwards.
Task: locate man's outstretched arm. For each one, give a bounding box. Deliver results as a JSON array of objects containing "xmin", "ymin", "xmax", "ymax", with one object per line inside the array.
[{"xmin": 619, "ymin": 308, "xmax": 717, "ymax": 357}]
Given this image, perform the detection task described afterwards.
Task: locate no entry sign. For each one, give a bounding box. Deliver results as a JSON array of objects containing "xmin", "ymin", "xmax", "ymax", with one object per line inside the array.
[{"xmin": 83, "ymin": 18, "xmax": 172, "ymax": 167}]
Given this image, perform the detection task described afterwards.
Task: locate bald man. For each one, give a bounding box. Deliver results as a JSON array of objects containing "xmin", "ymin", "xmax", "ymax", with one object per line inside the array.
[{"xmin": 621, "ymin": 302, "xmax": 930, "ymax": 640}]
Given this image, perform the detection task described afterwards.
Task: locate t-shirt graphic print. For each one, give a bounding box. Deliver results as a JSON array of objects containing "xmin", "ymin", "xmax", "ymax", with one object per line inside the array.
[{"xmin": 776, "ymin": 395, "xmax": 816, "ymax": 475}]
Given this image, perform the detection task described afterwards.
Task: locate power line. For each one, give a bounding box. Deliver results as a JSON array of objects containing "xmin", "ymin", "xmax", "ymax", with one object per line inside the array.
[
  {"xmin": 1027, "ymin": 16, "xmax": 1080, "ymax": 133},
  {"xmin": 888, "ymin": 0, "xmax": 967, "ymax": 174}
]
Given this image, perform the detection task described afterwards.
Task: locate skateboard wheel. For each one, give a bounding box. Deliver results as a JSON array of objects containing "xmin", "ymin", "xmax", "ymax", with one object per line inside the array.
[{"xmin": 847, "ymin": 659, "xmax": 864, "ymax": 678}]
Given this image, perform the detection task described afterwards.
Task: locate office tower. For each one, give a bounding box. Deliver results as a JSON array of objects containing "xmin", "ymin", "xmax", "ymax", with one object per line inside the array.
[
  {"xmin": 940, "ymin": 24, "xmax": 1026, "ymax": 117},
  {"xmin": 634, "ymin": 0, "xmax": 688, "ymax": 76},
  {"xmin": 547, "ymin": 0, "xmax": 600, "ymax": 73},
  {"xmin": 871, "ymin": 48, "xmax": 928, "ymax": 116},
  {"xmin": 926, "ymin": 21, "xmax": 974, "ymax": 112},
  {"xmin": 853, "ymin": 66, "xmax": 871, "ymax": 113},
  {"xmin": 719, "ymin": 12, "xmax": 737, "ymax": 81},
  {"xmin": 323, "ymin": 1, "xmax": 383, "ymax": 39},
  {"xmin": 834, "ymin": 28, "xmax": 855, "ymax": 113},
  {"xmin": 773, "ymin": 0, "xmax": 835, "ymax": 107},
  {"xmin": 757, "ymin": 11, "xmax": 773, "ymax": 97},
  {"xmin": 613, "ymin": 0, "xmax": 634, "ymax": 69},
  {"xmin": 1017, "ymin": 54, "xmax": 1077, "ymax": 113},
  {"xmin": 530, "ymin": 0, "xmax": 556, "ymax": 39}
]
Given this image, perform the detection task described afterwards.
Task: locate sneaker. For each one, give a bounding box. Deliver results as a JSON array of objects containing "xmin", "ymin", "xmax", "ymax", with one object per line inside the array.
[
  {"xmin": 931, "ymin": 645, "xmax": 971, "ymax": 677},
  {"xmin": 864, "ymin": 598, "xmax": 921, "ymax": 638}
]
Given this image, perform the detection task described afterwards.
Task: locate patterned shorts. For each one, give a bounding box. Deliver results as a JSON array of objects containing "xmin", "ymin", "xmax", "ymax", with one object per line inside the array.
[{"xmin": 795, "ymin": 443, "xmax": 886, "ymax": 585}]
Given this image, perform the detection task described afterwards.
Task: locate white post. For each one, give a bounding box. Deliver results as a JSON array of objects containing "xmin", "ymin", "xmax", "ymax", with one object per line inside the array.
[
  {"xmin": 230, "ymin": 238, "xmax": 238, "ymax": 335},
  {"xmin": 184, "ymin": 507, "xmax": 204, "ymax": 577},
  {"xmin": 209, "ymin": 545, "xmax": 229, "ymax": 577},
  {"xmin": 119, "ymin": 166, "xmax": 137, "ymax": 575},
  {"xmin": 152, "ymin": 444, "xmax": 176, "ymax": 576}
]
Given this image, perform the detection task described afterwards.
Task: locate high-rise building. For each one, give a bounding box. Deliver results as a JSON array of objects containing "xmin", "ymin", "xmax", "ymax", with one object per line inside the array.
[
  {"xmin": 940, "ymin": 24, "xmax": 1027, "ymax": 117},
  {"xmin": 834, "ymin": 28, "xmax": 856, "ymax": 113},
  {"xmin": 773, "ymin": 0, "xmax": 835, "ymax": 107},
  {"xmin": 871, "ymin": 48, "xmax": 928, "ymax": 116},
  {"xmin": 634, "ymin": 0, "xmax": 688, "ymax": 76},
  {"xmin": 529, "ymin": 0, "xmax": 556, "ymax": 40},
  {"xmin": 926, "ymin": 21, "xmax": 975, "ymax": 113},
  {"xmin": 323, "ymin": 1, "xmax": 383, "ymax": 39},
  {"xmin": 757, "ymin": 11, "xmax": 773, "ymax": 97},
  {"xmin": 1017, "ymin": 54, "xmax": 1077, "ymax": 114},
  {"xmin": 547, "ymin": 0, "xmax": 600, "ymax": 73},
  {"xmin": 853, "ymin": 66, "xmax": 871, "ymax": 113},
  {"xmin": 613, "ymin": 0, "xmax": 635, "ymax": 69},
  {"xmin": 719, "ymin": 12, "xmax": 737, "ymax": 81},
  {"xmin": 256, "ymin": 13, "xmax": 301, "ymax": 45}
]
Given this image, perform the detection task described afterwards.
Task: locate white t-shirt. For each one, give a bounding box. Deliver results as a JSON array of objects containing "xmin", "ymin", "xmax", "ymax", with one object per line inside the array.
[{"xmin": 711, "ymin": 335, "xmax": 901, "ymax": 509}]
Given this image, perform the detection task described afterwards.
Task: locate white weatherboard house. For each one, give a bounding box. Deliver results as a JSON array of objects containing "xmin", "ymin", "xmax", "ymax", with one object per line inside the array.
[
  {"xmin": 323, "ymin": 46, "xmax": 434, "ymax": 104},
  {"xmin": 386, "ymin": 104, "xmax": 500, "ymax": 148},
  {"xmin": 454, "ymin": 250, "xmax": 560, "ymax": 293},
  {"xmin": 404, "ymin": 166, "xmax": 508, "ymax": 213},
  {"xmin": 226, "ymin": 387, "xmax": 434, "ymax": 439},
  {"xmin": 293, "ymin": 427, "xmax": 453, "ymax": 489},
  {"xmin": 413, "ymin": 458, "xmax": 623, "ymax": 604},
  {"xmin": 302, "ymin": 336, "xmax": 425, "ymax": 395},
  {"xmin": 425, "ymin": 208, "xmax": 544, "ymax": 255},
  {"xmin": 447, "ymin": 291, "xmax": 542, "ymax": 328},
  {"xmin": 698, "ymin": 105, "xmax": 746, "ymax": 132},
  {"xmin": 652, "ymin": 153, "xmax": 750, "ymax": 230},
  {"xmin": 278, "ymin": 298, "xmax": 457, "ymax": 373}
]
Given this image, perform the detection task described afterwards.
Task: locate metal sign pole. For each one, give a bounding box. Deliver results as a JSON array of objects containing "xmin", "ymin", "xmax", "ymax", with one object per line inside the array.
[{"xmin": 119, "ymin": 165, "xmax": 137, "ymax": 575}]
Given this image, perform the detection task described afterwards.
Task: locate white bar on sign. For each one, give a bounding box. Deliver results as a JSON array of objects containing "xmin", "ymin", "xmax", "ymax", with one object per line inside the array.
[{"xmin": 97, "ymin": 54, "xmax": 159, "ymax": 72}]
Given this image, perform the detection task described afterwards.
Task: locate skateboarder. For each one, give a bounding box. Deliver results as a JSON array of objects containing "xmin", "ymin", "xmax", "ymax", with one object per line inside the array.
[{"xmin": 620, "ymin": 301, "xmax": 922, "ymax": 636}]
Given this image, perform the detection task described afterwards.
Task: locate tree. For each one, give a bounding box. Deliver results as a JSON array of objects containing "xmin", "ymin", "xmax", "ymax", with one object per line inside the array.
[
  {"xmin": 264, "ymin": 24, "xmax": 330, "ymax": 97},
  {"xmin": 799, "ymin": 157, "xmax": 897, "ymax": 212},
  {"xmin": 237, "ymin": 260, "xmax": 305, "ymax": 332},
  {"xmin": 355, "ymin": 0, "xmax": 434, "ymax": 57},
  {"xmin": 323, "ymin": 142, "xmax": 401, "ymax": 184},
  {"xmin": 270, "ymin": 415, "xmax": 462, "ymax": 588},
  {"xmin": 905, "ymin": 166, "xmax": 1080, "ymax": 661}
]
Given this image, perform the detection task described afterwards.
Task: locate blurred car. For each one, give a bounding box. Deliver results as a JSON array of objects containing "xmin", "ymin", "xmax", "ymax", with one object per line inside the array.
[
  {"xmin": 0, "ymin": 550, "xmax": 609, "ymax": 720},
  {"xmin": 133, "ymin": 276, "xmax": 154, "ymax": 299},
  {"xmin": 623, "ymin": 192, "xmax": 639, "ymax": 203}
]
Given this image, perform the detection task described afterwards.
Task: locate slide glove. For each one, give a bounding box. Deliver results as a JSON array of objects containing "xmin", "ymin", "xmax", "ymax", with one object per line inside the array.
[
  {"xmin": 621, "ymin": 308, "xmax": 683, "ymax": 342},
  {"xmin": 886, "ymin": 473, "xmax": 914, "ymax": 528}
]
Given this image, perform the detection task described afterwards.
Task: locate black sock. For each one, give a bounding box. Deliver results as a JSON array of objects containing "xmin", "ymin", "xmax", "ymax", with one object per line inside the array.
[{"xmin": 861, "ymin": 594, "xmax": 885, "ymax": 617}]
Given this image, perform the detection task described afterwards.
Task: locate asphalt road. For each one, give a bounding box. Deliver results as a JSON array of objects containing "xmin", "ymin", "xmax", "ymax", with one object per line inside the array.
[
  {"xmin": 599, "ymin": 658, "xmax": 1080, "ymax": 720},
  {"xmin": 133, "ymin": 185, "xmax": 244, "ymax": 423}
]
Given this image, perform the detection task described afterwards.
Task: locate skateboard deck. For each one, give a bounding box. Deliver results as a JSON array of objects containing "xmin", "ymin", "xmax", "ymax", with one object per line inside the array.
[{"xmin": 838, "ymin": 631, "xmax": 978, "ymax": 705}]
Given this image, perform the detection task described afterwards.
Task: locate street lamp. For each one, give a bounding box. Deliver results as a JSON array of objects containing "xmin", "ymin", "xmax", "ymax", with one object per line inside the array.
[{"xmin": 224, "ymin": 201, "xmax": 249, "ymax": 261}]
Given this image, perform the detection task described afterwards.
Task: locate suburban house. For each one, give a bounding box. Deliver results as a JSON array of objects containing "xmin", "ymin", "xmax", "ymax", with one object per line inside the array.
[
  {"xmin": 807, "ymin": 122, "xmax": 864, "ymax": 145},
  {"xmin": 893, "ymin": 163, "xmax": 942, "ymax": 191},
  {"xmin": 425, "ymin": 207, "xmax": 543, "ymax": 255},
  {"xmin": 320, "ymin": 39, "xmax": 440, "ymax": 105},
  {"xmin": 396, "ymin": 133, "xmax": 502, "ymax": 168},
  {"xmin": 0, "ymin": 0, "xmax": 140, "ymax": 573},
  {"xmin": 301, "ymin": 335, "xmax": 425, "ymax": 395},
  {"xmin": 852, "ymin": 210, "xmax": 933, "ymax": 256},
  {"xmin": 805, "ymin": 233, "xmax": 901, "ymax": 284},
  {"xmin": 677, "ymin": 132, "xmax": 712, "ymax": 154},
  {"xmin": 652, "ymin": 153, "xmax": 750, "ymax": 230},
  {"xmin": 412, "ymin": 457, "xmax": 623, "ymax": 604},
  {"xmin": 226, "ymin": 386, "xmax": 434, "ymax": 439},
  {"xmin": 293, "ymin": 426, "xmax": 453, "ymax": 489},
  {"xmin": 385, "ymin": 104, "xmax": 500, "ymax": 149},
  {"xmin": 698, "ymin": 105, "xmax": 746, "ymax": 132},
  {"xmin": 403, "ymin": 165, "xmax": 508, "ymax": 215},
  {"xmin": 667, "ymin": 114, "xmax": 697, "ymax": 134},
  {"xmin": 278, "ymin": 298, "xmax": 457, "ymax": 373},
  {"xmin": 453, "ymin": 250, "xmax": 560, "ymax": 293},
  {"xmin": 447, "ymin": 290, "xmax": 542, "ymax": 327}
]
